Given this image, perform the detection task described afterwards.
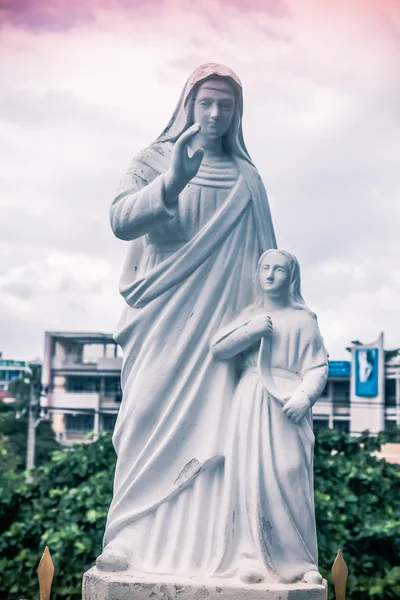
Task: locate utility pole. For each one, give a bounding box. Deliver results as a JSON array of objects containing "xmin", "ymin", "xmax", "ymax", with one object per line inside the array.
[
  {"xmin": 26, "ymin": 379, "xmax": 37, "ymax": 473},
  {"xmin": 26, "ymin": 377, "xmax": 43, "ymax": 477}
]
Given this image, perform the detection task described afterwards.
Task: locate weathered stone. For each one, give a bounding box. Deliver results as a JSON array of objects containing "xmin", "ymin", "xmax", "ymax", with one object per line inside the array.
[{"xmin": 83, "ymin": 568, "xmax": 328, "ymax": 600}]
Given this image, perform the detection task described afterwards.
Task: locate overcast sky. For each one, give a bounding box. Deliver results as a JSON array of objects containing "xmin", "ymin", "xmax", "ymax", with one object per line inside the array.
[{"xmin": 0, "ymin": 0, "xmax": 399, "ymax": 361}]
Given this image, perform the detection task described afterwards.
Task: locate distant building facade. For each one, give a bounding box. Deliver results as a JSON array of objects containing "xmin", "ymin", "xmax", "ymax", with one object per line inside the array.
[
  {"xmin": 0, "ymin": 354, "xmax": 31, "ymax": 401},
  {"xmin": 41, "ymin": 331, "xmax": 400, "ymax": 448},
  {"xmin": 314, "ymin": 333, "xmax": 400, "ymax": 437},
  {"xmin": 41, "ymin": 332, "xmax": 122, "ymax": 445}
]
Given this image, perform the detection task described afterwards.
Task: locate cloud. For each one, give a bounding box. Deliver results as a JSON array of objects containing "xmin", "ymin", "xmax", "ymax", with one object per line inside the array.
[
  {"xmin": 0, "ymin": 245, "xmax": 124, "ymax": 358},
  {"xmin": 217, "ymin": 0, "xmax": 287, "ymax": 16},
  {"xmin": 0, "ymin": 0, "xmax": 290, "ymax": 34},
  {"xmin": 0, "ymin": 0, "xmax": 159, "ymax": 32},
  {"xmin": 0, "ymin": 0, "xmax": 399, "ymax": 361}
]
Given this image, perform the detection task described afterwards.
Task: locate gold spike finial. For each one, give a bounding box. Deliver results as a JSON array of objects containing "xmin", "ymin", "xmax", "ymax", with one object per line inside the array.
[
  {"xmin": 37, "ymin": 546, "xmax": 54, "ymax": 600},
  {"xmin": 332, "ymin": 549, "xmax": 348, "ymax": 600}
]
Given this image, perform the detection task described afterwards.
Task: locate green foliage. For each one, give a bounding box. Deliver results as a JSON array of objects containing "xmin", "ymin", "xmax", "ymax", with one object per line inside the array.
[
  {"xmin": 0, "ymin": 436, "xmax": 25, "ymax": 502},
  {"xmin": 0, "ymin": 429, "xmax": 399, "ymax": 599},
  {"xmin": 0, "ymin": 363, "xmax": 59, "ymax": 471},
  {"xmin": 315, "ymin": 429, "xmax": 400, "ymax": 599},
  {"xmin": 0, "ymin": 401, "xmax": 59, "ymax": 471},
  {"xmin": 0, "ymin": 434, "xmax": 116, "ymax": 600},
  {"xmin": 7, "ymin": 363, "xmax": 42, "ymax": 413}
]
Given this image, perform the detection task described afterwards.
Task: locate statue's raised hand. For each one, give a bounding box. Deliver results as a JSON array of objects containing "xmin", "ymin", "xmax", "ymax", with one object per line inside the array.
[{"xmin": 165, "ymin": 123, "xmax": 204, "ymax": 204}]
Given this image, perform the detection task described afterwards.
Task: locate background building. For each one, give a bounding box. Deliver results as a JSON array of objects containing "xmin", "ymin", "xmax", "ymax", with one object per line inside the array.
[
  {"xmin": 313, "ymin": 333, "xmax": 400, "ymax": 438},
  {"xmin": 41, "ymin": 332, "xmax": 122, "ymax": 445},
  {"xmin": 41, "ymin": 331, "xmax": 400, "ymax": 451},
  {"xmin": 0, "ymin": 353, "xmax": 31, "ymax": 402}
]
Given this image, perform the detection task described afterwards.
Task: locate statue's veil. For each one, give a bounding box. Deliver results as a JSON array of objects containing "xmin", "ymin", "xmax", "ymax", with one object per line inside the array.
[
  {"xmin": 153, "ymin": 63, "xmax": 253, "ymax": 165},
  {"xmin": 118, "ymin": 64, "xmax": 277, "ymax": 303}
]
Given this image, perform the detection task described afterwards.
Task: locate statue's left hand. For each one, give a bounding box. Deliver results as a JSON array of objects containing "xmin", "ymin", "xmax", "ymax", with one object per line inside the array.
[{"xmin": 283, "ymin": 393, "xmax": 310, "ymax": 424}]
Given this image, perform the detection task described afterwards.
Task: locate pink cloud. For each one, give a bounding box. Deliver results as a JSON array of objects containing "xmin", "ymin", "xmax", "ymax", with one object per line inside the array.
[
  {"xmin": 2, "ymin": 0, "xmax": 394, "ymax": 36},
  {"xmin": 222, "ymin": 0, "xmax": 287, "ymax": 15},
  {"xmin": 0, "ymin": 0, "xmax": 162, "ymax": 32},
  {"xmin": 0, "ymin": 0, "xmax": 292, "ymax": 33}
]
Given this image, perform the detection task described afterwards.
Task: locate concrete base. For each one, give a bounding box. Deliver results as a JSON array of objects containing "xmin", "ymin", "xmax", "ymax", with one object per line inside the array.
[{"xmin": 82, "ymin": 567, "xmax": 328, "ymax": 600}]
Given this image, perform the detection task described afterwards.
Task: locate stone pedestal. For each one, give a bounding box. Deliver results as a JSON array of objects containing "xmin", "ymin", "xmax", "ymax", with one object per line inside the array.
[{"xmin": 83, "ymin": 567, "xmax": 328, "ymax": 600}]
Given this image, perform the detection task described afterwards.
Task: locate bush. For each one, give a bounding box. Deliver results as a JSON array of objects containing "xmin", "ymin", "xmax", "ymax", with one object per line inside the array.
[
  {"xmin": 0, "ymin": 434, "xmax": 116, "ymax": 600},
  {"xmin": 0, "ymin": 429, "xmax": 399, "ymax": 599},
  {"xmin": 315, "ymin": 429, "xmax": 400, "ymax": 598}
]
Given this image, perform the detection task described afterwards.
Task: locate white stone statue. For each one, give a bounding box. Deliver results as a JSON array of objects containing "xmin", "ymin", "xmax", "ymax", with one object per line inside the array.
[
  {"xmin": 210, "ymin": 249, "xmax": 328, "ymax": 585},
  {"xmin": 97, "ymin": 63, "xmax": 277, "ymax": 574}
]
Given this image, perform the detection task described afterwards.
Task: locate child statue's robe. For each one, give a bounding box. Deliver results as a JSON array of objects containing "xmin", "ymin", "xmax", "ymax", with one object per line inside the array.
[{"xmin": 211, "ymin": 307, "xmax": 328, "ymax": 582}]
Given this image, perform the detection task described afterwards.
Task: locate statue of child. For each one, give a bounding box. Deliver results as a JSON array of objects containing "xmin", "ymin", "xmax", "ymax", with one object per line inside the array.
[{"xmin": 211, "ymin": 249, "xmax": 328, "ymax": 585}]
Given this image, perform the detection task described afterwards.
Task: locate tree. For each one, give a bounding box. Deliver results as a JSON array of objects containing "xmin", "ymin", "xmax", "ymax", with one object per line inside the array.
[
  {"xmin": 315, "ymin": 429, "xmax": 400, "ymax": 599},
  {"xmin": 0, "ymin": 434, "xmax": 116, "ymax": 600},
  {"xmin": 0, "ymin": 364, "xmax": 59, "ymax": 471},
  {"xmin": 7, "ymin": 363, "xmax": 42, "ymax": 412},
  {"xmin": 0, "ymin": 429, "xmax": 399, "ymax": 600}
]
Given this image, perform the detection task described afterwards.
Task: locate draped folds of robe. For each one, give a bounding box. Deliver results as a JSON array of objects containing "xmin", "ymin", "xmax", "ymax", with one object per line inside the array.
[
  {"xmin": 103, "ymin": 139, "xmax": 277, "ymax": 575},
  {"xmin": 210, "ymin": 308, "xmax": 328, "ymax": 582}
]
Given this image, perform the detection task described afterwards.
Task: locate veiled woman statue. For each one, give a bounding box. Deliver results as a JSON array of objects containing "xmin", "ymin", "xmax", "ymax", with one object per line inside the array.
[
  {"xmin": 211, "ymin": 250, "xmax": 328, "ymax": 585},
  {"xmin": 97, "ymin": 64, "xmax": 277, "ymax": 575}
]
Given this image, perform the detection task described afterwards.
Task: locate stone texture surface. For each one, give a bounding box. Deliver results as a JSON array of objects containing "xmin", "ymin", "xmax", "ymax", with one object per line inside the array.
[
  {"xmin": 82, "ymin": 567, "xmax": 328, "ymax": 600},
  {"xmin": 100, "ymin": 62, "xmax": 278, "ymax": 576}
]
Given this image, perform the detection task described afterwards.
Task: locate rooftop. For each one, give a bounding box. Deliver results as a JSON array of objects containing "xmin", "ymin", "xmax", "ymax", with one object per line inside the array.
[{"xmin": 46, "ymin": 332, "xmax": 116, "ymax": 345}]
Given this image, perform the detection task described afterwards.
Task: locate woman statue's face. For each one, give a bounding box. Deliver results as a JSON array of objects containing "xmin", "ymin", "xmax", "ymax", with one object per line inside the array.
[
  {"xmin": 258, "ymin": 252, "xmax": 291, "ymax": 297},
  {"xmin": 192, "ymin": 78, "xmax": 235, "ymax": 141}
]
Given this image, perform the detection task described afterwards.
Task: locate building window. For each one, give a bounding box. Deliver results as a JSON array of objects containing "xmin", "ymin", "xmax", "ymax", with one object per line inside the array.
[
  {"xmin": 333, "ymin": 419, "xmax": 350, "ymax": 433},
  {"xmin": 83, "ymin": 344, "xmax": 106, "ymax": 364},
  {"xmin": 9, "ymin": 370, "xmax": 22, "ymax": 380},
  {"xmin": 313, "ymin": 418, "xmax": 329, "ymax": 430},
  {"xmin": 0, "ymin": 370, "xmax": 23, "ymax": 381},
  {"xmin": 104, "ymin": 377, "xmax": 121, "ymax": 395},
  {"xmin": 65, "ymin": 413, "xmax": 94, "ymax": 434},
  {"xmin": 332, "ymin": 380, "xmax": 350, "ymax": 407},
  {"xmin": 385, "ymin": 379, "xmax": 396, "ymax": 407},
  {"xmin": 66, "ymin": 376, "xmax": 100, "ymax": 393},
  {"xmin": 102, "ymin": 414, "xmax": 117, "ymax": 432}
]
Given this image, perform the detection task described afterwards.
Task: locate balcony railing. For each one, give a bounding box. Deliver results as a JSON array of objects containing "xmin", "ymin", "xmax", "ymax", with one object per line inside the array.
[
  {"xmin": 51, "ymin": 357, "xmax": 122, "ymax": 371},
  {"xmin": 49, "ymin": 392, "xmax": 100, "ymax": 410}
]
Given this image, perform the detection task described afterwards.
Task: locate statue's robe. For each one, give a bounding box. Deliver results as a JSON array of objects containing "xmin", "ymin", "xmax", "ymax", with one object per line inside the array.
[
  {"xmin": 211, "ymin": 308, "xmax": 328, "ymax": 581},
  {"xmin": 103, "ymin": 142, "xmax": 276, "ymax": 574}
]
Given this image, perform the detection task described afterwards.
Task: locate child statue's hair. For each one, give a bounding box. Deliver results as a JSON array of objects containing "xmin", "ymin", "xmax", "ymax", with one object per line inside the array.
[{"xmin": 252, "ymin": 249, "xmax": 316, "ymax": 319}]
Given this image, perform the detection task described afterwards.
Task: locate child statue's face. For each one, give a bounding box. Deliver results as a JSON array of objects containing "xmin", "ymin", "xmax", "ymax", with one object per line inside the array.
[
  {"xmin": 258, "ymin": 252, "xmax": 291, "ymax": 297},
  {"xmin": 192, "ymin": 78, "xmax": 235, "ymax": 141}
]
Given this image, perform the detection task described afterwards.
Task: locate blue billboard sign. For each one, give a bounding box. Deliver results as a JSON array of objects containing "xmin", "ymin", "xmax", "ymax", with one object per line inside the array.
[
  {"xmin": 328, "ymin": 361, "xmax": 351, "ymax": 377},
  {"xmin": 355, "ymin": 348, "xmax": 379, "ymax": 397}
]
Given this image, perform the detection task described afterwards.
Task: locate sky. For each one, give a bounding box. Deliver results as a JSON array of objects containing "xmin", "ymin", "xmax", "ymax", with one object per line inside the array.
[{"xmin": 0, "ymin": 0, "xmax": 399, "ymax": 361}]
